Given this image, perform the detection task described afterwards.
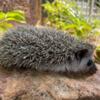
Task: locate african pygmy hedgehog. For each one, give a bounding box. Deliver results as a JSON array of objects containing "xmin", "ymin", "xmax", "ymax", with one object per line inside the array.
[{"xmin": 0, "ymin": 25, "xmax": 97, "ymax": 75}]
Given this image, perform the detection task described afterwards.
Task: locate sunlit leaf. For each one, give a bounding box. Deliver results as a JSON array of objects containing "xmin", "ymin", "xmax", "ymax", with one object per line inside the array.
[
  {"xmin": 0, "ymin": 22, "xmax": 13, "ymax": 32},
  {"xmin": 0, "ymin": 12, "xmax": 5, "ymax": 20},
  {"xmin": 0, "ymin": 10, "xmax": 26, "ymax": 33}
]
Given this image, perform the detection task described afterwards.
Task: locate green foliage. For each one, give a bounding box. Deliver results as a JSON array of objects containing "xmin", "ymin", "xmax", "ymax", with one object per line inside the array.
[
  {"xmin": 43, "ymin": 0, "xmax": 100, "ymax": 38},
  {"xmin": 95, "ymin": 46, "xmax": 100, "ymax": 63},
  {"xmin": 0, "ymin": 10, "xmax": 26, "ymax": 33},
  {"xmin": 91, "ymin": 19, "xmax": 100, "ymax": 29}
]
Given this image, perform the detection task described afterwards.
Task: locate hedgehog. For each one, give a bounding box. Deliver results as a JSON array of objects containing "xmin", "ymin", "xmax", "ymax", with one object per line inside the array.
[{"xmin": 0, "ymin": 25, "xmax": 97, "ymax": 75}]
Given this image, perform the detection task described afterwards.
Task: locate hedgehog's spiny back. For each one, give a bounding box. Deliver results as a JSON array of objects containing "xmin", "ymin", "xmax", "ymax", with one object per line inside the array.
[{"xmin": 0, "ymin": 25, "xmax": 94, "ymax": 69}]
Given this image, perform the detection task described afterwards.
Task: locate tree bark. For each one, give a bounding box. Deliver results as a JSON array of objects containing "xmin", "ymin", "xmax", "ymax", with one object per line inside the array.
[{"xmin": 29, "ymin": 0, "xmax": 42, "ymax": 25}]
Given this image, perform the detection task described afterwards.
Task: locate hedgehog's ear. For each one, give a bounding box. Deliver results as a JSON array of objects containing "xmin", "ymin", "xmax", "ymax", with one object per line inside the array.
[{"xmin": 75, "ymin": 49, "xmax": 88, "ymax": 60}]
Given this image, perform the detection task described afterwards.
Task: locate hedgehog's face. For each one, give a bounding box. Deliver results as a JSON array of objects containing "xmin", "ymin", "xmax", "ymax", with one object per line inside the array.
[{"xmin": 67, "ymin": 49, "xmax": 97, "ymax": 75}]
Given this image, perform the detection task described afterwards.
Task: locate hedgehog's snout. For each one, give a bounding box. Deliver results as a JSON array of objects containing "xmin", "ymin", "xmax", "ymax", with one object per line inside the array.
[{"xmin": 87, "ymin": 60, "xmax": 97, "ymax": 74}]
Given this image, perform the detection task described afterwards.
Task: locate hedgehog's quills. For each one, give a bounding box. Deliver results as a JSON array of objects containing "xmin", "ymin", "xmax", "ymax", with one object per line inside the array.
[{"xmin": 0, "ymin": 25, "xmax": 97, "ymax": 75}]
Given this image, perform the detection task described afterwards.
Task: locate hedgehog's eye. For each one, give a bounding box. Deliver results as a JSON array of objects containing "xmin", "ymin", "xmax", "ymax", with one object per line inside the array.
[{"xmin": 75, "ymin": 49, "xmax": 88, "ymax": 60}]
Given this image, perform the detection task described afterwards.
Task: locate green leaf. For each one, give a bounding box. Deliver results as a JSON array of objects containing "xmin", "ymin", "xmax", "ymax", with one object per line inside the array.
[
  {"xmin": 0, "ymin": 12, "xmax": 5, "ymax": 20},
  {"xmin": 0, "ymin": 22, "xmax": 13, "ymax": 32},
  {"xmin": 6, "ymin": 10, "xmax": 25, "ymax": 21},
  {"xmin": 0, "ymin": 10, "xmax": 26, "ymax": 32}
]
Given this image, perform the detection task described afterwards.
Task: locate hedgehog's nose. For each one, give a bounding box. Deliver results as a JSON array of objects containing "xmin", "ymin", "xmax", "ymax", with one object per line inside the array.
[{"xmin": 87, "ymin": 60, "xmax": 93, "ymax": 66}]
